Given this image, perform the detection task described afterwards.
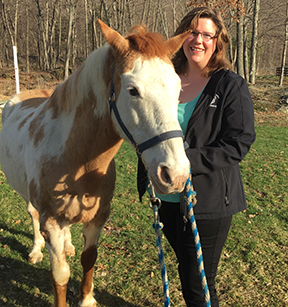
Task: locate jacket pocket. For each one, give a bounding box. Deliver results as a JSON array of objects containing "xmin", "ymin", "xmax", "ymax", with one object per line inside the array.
[{"xmin": 221, "ymin": 169, "xmax": 230, "ymax": 206}]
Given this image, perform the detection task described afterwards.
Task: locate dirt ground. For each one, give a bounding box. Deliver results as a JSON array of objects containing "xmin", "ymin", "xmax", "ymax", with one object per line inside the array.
[{"xmin": 0, "ymin": 68, "xmax": 59, "ymax": 102}]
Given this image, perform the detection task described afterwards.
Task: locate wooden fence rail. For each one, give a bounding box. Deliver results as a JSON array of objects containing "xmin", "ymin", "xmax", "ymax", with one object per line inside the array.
[{"xmin": 276, "ymin": 67, "xmax": 288, "ymax": 76}]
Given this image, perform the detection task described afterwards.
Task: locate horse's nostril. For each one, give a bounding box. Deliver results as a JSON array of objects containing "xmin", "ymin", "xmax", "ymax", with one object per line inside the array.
[{"xmin": 160, "ymin": 166, "xmax": 172, "ymax": 185}]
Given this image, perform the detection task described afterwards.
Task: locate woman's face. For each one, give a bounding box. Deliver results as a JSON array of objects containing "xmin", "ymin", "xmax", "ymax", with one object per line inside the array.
[{"xmin": 183, "ymin": 18, "xmax": 217, "ymax": 71}]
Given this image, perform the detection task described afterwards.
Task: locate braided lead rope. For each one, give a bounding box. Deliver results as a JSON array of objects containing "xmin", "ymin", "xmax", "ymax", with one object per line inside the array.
[
  {"xmin": 184, "ymin": 171, "xmax": 211, "ymax": 307},
  {"xmin": 149, "ymin": 182, "xmax": 170, "ymax": 307}
]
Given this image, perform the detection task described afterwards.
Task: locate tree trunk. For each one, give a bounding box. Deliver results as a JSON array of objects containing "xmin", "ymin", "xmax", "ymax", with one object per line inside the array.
[
  {"xmin": 49, "ymin": 0, "xmax": 58, "ymax": 69},
  {"xmin": 101, "ymin": 0, "xmax": 110, "ymax": 27},
  {"xmin": 26, "ymin": 0, "xmax": 29, "ymax": 73},
  {"xmin": 64, "ymin": 0, "xmax": 77, "ymax": 79},
  {"xmin": 160, "ymin": 6, "xmax": 169, "ymax": 39},
  {"xmin": 14, "ymin": 0, "xmax": 19, "ymax": 48},
  {"xmin": 57, "ymin": 0, "xmax": 62, "ymax": 66},
  {"xmin": 84, "ymin": 0, "xmax": 89, "ymax": 58},
  {"xmin": 1, "ymin": 1, "xmax": 15, "ymax": 47},
  {"xmin": 249, "ymin": 0, "xmax": 260, "ymax": 84},
  {"xmin": 236, "ymin": 10, "xmax": 245, "ymax": 78},
  {"xmin": 279, "ymin": 2, "xmax": 288, "ymax": 87},
  {"xmin": 36, "ymin": 0, "xmax": 50, "ymax": 70},
  {"xmin": 243, "ymin": 19, "xmax": 249, "ymax": 81}
]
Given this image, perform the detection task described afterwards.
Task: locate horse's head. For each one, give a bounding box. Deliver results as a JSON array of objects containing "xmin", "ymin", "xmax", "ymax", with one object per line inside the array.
[{"xmin": 99, "ymin": 20, "xmax": 190, "ymax": 195}]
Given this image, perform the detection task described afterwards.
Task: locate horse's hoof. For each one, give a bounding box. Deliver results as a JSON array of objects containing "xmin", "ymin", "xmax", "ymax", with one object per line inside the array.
[
  {"xmin": 28, "ymin": 251, "xmax": 44, "ymax": 264},
  {"xmin": 65, "ymin": 244, "xmax": 75, "ymax": 257},
  {"xmin": 79, "ymin": 294, "xmax": 97, "ymax": 307}
]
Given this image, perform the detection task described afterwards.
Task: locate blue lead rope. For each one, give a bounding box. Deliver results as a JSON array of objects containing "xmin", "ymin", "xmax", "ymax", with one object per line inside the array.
[
  {"xmin": 149, "ymin": 169, "xmax": 211, "ymax": 307},
  {"xmin": 152, "ymin": 204, "xmax": 170, "ymax": 307},
  {"xmin": 184, "ymin": 171, "xmax": 211, "ymax": 307},
  {"xmin": 149, "ymin": 182, "xmax": 170, "ymax": 307}
]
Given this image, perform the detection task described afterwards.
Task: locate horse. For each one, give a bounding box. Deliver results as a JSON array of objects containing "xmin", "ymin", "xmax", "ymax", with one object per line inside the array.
[{"xmin": 0, "ymin": 20, "xmax": 190, "ymax": 307}]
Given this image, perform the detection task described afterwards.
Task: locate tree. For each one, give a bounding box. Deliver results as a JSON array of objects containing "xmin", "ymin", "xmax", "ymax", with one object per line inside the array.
[
  {"xmin": 279, "ymin": 2, "xmax": 288, "ymax": 86},
  {"xmin": 64, "ymin": 0, "xmax": 78, "ymax": 79},
  {"xmin": 35, "ymin": 0, "xmax": 50, "ymax": 70},
  {"xmin": 249, "ymin": 0, "xmax": 260, "ymax": 84}
]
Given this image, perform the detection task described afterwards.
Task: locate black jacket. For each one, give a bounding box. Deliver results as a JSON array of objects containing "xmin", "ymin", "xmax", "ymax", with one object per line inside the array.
[{"xmin": 137, "ymin": 69, "xmax": 256, "ymax": 219}]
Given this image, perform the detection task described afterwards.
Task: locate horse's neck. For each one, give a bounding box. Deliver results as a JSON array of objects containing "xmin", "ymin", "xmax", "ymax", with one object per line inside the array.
[
  {"xmin": 57, "ymin": 93, "xmax": 122, "ymax": 177},
  {"xmin": 47, "ymin": 46, "xmax": 110, "ymax": 117},
  {"xmin": 45, "ymin": 45, "xmax": 122, "ymax": 170}
]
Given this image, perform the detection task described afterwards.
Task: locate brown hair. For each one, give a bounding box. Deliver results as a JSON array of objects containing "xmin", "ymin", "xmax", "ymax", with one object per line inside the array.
[{"xmin": 172, "ymin": 6, "xmax": 231, "ymax": 76}]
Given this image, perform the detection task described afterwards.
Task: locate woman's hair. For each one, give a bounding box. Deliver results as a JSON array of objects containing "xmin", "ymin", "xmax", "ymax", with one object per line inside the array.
[{"xmin": 173, "ymin": 6, "xmax": 231, "ymax": 76}]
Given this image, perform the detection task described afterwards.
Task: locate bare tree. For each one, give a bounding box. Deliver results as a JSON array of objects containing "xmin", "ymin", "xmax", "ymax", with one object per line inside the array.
[
  {"xmin": 0, "ymin": 0, "xmax": 19, "ymax": 47},
  {"xmin": 249, "ymin": 0, "xmax": 261, "ymax": 84},
  {"xmin": 236, "ymin": 1, "xmax": 245, "ymax": 78},
  {"xmin": 35, "ymin": 0, "xmax": 50, "ymax": 70},
  {"xmin": 84, "ymin": 0, "xmax": 89, "ymax": 58},
  {"xmin": 64, "ymin": 0, "xmax": 78, "ymax": 79},
  {"xmin": 26, "ymin": 0, "xmax": 29, "ymax": 72}
]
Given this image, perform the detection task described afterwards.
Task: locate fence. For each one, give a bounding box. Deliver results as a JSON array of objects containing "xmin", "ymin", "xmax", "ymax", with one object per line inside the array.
[{"xmin": 276, "ymin": 67, "xmax": 288, "ymax": 76}]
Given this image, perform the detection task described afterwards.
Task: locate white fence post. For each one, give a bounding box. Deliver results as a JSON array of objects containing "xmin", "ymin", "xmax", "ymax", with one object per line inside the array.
[{"xmin": 13, "ymin": 46, "xmax": 20, "ymax": 94}]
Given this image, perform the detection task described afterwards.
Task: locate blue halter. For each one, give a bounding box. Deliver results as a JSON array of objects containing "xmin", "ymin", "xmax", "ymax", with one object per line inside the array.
[{"xmin": 108, "ymin": 62, "xmax": 184, "ymax": 157}]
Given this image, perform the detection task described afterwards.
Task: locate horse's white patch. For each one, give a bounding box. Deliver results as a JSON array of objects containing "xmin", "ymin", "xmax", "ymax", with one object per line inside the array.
[{"xmin": 78, "ymin": 45, "xmax": 110, "ymax": 118}]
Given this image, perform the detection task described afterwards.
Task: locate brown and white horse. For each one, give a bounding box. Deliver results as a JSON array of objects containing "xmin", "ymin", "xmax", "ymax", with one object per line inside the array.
[{"xmin": 0, "ymin": 21, "xmax": 190, "ymax": 307}]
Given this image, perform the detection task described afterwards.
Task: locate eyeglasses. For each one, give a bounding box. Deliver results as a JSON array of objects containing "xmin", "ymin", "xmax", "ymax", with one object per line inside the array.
[{"xmin": 189, "ymin": 31, "xmax": 217, "ymax": 42}]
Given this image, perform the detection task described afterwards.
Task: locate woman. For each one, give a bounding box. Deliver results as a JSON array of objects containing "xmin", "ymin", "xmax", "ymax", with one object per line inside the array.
[{"xmin": 137, "ymin": 6, "xmax": 256, "ymax": 307}]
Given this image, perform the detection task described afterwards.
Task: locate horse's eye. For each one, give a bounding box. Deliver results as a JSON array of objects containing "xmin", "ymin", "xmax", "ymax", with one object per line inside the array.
[{"xmin": 127, "ymin": 86, "xmax": 139, "ymax": 97}]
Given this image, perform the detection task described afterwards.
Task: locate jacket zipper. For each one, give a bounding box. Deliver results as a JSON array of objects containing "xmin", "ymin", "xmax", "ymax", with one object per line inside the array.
[{"xmin": 221, "ymin": 169, "xmax": 230, "ymax": 206}]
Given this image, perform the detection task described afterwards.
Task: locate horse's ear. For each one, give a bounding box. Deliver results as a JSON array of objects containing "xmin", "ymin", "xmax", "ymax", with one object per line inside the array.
[
  {"xmin": 164, "ymin": 30, "xmax": 191, "ymax": 58},
  {"xmin": 98, "ymin": 20, "xmax": 129, "ymax": 55}
]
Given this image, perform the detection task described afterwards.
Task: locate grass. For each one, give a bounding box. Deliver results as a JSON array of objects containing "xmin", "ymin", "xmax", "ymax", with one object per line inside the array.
[{"xmin": 0, "ymin": 112, "xmax": 288, "ymax": 306}]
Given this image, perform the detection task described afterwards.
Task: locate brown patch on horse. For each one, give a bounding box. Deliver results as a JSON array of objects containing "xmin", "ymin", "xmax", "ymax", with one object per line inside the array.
[
  {"xmin": 80, "ymin": 246, "xmax": 98, "ymax": 300},
  {"xmin": 50, "ymin": 271, "xmax": 68, "ymax": 307},
  {"xmin": 46, "ymin": 65, "xmax": 84, "ymax": 118},
  {"xmin": 29, "ymin": 178, "xmax": 38, "ymax": 206},
  {"xmin": 18, "ymin": 90, "xmax": 53, "ymax": 135},
  {"xmin": 28, "ymin": 110, "xmax": 46, "ymax": 147},
  {"xmin": 18, "ymin": 113, "xmax": 34, "ymax": 130},
  {"xmin": 18, "ymin": 89, "xmax": 53, "ymax": 103},
  {"xmin": 20, "ymin": 97, "xmax": 50, "ymax": 110}
]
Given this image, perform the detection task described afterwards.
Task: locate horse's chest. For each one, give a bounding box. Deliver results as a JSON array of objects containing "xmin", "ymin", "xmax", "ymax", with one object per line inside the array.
[
  {"xmin": 56, "ymin": 193, "xmax": 102, "ymax": 223},
  {"xmin": 39, "ymin": 164, "xmax": 116, "ymax": 224}
]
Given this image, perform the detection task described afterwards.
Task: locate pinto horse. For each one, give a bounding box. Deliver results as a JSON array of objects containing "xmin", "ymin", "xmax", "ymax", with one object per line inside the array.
[{"xmin": 0, "ymin": 21, "xmax": 190, "ymax": 307}]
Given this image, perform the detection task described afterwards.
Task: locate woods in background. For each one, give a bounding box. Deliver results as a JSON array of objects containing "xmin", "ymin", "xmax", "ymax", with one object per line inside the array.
[{"xmin": 0, "ymin": 0, "xmax": 287, "ymax": 84}]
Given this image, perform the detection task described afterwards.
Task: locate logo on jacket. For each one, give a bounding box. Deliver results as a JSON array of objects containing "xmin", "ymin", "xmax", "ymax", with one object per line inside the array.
[{"xmin": 209, "ymin": 94, "xmax": 219, "ymax": 108}]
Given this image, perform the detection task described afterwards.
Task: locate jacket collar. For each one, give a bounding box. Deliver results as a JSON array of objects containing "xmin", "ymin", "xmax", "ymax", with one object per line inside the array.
[{"xmin": 185, "ymin": 68, "xmax": 227, "ymax": 132}]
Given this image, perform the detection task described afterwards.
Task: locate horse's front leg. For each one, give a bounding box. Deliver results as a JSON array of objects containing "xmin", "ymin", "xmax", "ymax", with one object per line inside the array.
[
  {"xmin": 79, "ymin": 216, "xmax": 109, "ymax": 307},
  {"xmin": 27, "ymin": 202, "xmax": 45, "ymax": 263},
  {"xmin": 64, "ymin": 225, "xmax": 75, "ymax": 257},
  {"xmin": 42, "ymin": 217, "xmax": 70, "ymax": 307}
]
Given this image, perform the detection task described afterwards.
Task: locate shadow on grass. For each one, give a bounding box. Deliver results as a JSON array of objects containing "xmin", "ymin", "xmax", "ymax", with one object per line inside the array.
[{"xmin": 0, "ymin": 223, "xmax": 142, "ymax": 307}]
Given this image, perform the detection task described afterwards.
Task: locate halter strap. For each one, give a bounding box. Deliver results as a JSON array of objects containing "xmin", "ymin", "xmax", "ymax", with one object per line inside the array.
[{"xmin": 109, "ymin": 62, "xmax": 183, "ymax": 156}]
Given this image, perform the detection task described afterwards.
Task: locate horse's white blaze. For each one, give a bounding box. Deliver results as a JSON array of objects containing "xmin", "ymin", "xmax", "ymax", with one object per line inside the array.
[{"xmin": 114, "ymin": 57, "xmax": 190, "ymax": 194}]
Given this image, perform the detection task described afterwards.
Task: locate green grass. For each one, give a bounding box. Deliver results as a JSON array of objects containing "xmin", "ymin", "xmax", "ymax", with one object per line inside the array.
[{"xmin": 0, "ymin": 114, "xmax": 288, "ymax": 306}]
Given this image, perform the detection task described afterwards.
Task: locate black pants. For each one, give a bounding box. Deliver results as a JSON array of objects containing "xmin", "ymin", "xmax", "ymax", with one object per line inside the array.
[{"xmin": 158, "ymin": 201, "xmax": 232, "ymax": 307}]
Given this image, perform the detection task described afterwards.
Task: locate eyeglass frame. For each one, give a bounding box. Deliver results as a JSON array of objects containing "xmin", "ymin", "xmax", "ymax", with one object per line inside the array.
[{"xmin": 189, "ymin": 30, "xmax": 218, "ymax": 42}]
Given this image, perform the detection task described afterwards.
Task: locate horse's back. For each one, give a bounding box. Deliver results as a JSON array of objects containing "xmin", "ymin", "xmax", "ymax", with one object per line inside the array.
[
  {"xmin": 0, "ymin": 89, "xmax": 53, "ymax": 200},
  {"xmin": 1, "ymin": 89, "xmax": 53, "ymax": 123}
]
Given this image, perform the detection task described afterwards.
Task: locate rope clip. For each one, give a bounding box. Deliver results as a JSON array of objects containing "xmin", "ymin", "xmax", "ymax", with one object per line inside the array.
[{"xmin": 148, "ymin": 181, "xmax": 162, "ymax": 210}]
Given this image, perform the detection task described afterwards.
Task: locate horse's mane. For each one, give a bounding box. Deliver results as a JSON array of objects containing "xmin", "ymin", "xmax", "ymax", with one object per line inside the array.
[
  {"xmin": 48, "ymin": 45, "xmax": 109, "ymax": 117},
  {"xmin": 125, "ymin": 25, "xmax": 168, "ymax": 59},
  {"xmin": 47, "ymin": 25, "xmax": 170, "ymax": 117}
]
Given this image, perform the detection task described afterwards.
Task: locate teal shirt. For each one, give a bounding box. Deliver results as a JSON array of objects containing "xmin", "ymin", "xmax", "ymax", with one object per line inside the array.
[{"xmin": 148, "ymin": 91, "xmax": 202, "ymax": 203}]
